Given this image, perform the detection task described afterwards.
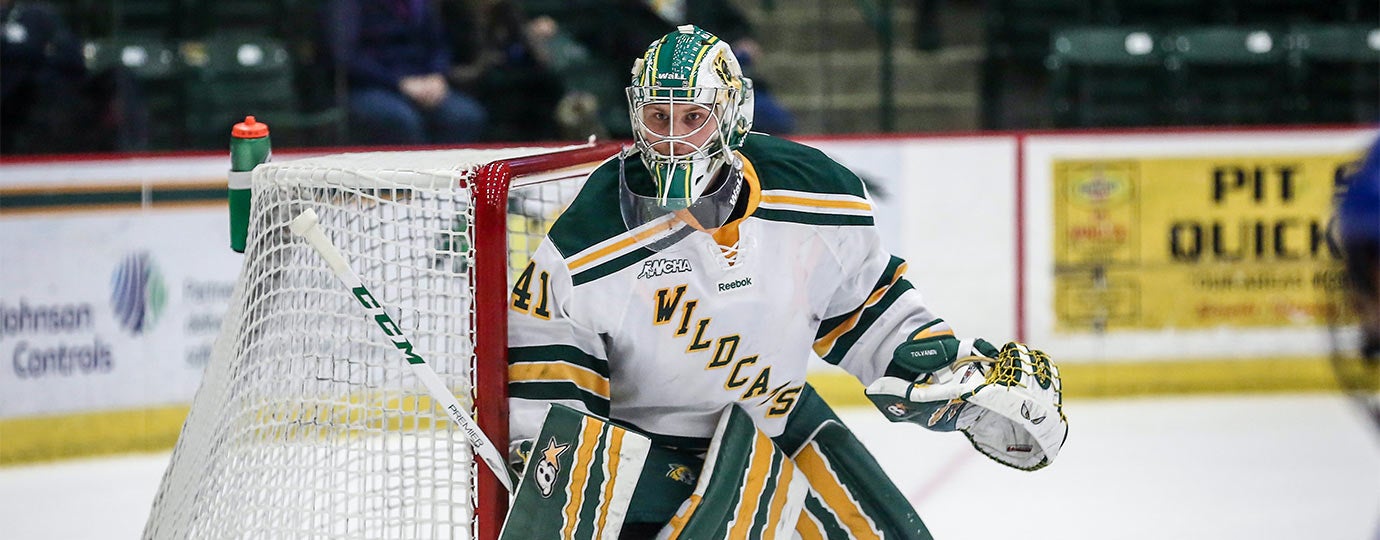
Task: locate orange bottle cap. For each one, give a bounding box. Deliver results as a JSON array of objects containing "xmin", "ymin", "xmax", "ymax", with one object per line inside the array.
[{"xmin": 232, "ymin": 116, "xmax": 270, "ymax": 138}]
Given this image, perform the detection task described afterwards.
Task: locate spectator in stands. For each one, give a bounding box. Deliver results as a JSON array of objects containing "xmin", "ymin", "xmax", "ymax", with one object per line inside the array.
[
  {"xmin": 724, "ymin": 34, "xmax": 796, "ymax": 135},
  {"xmin": 323, "ymin": 0, "xmax": 487, "ymax": 145},
  {"xmin": 443, "ymin": 0, "xmax": 573, "ymax": 142}
]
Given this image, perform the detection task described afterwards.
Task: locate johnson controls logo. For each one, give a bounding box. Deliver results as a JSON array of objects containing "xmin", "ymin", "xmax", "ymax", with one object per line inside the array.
[{"xmin": 110, "ymin": 252, "xmax": 167, "ymax": 335}]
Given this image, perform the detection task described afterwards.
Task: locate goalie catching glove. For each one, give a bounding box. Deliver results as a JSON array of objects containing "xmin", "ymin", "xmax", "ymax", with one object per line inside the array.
[{"xmin": 866, "ymin": 339, "xmax": 1068, "ymax": 471}]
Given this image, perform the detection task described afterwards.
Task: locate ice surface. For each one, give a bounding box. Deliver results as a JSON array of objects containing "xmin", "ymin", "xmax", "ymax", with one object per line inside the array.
[{"xmin": 1, "ymin": 394, "xmax": 1376, "ymax": 540}]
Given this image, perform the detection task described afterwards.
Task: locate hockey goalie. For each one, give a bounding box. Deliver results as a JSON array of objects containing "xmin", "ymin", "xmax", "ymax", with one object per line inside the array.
[{"xmin": 501, "ymin": 25, "xmax": 1068, "ymax": 539}]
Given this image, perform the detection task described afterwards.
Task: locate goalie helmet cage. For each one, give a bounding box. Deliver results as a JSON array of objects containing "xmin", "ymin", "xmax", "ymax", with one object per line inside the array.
[{"xmin": 143, "ymin": 143, "xmax": 621, "ymax": 540}]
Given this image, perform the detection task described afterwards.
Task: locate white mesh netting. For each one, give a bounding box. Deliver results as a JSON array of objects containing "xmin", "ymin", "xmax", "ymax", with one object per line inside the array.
[{"xmin": 143, "ymin": 147, "xmax": 593, "ymax": 540}]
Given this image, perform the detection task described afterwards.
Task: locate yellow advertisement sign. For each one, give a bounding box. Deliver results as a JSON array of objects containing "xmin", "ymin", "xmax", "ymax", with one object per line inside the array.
[{"xmin": 1053, "ymin": 154, "xmax": 1362, "ymax": 332}]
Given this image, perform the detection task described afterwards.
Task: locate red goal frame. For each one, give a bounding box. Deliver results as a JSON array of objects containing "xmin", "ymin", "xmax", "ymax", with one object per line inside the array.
[{"xmin": 471, "ymin": 142, "xmax": 621, "ymax": 540}]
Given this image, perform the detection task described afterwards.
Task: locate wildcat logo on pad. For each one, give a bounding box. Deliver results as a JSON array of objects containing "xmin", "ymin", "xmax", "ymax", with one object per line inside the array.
[
  {"xmin": 666, "ymin": 464, "xmax": 696, "ymax": 486},
  {"xmin": 534, "ymin": 437, "xmax": 570, "ymax": 498}
]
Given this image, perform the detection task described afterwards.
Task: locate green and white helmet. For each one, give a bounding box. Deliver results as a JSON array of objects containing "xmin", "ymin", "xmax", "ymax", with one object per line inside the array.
[{"xmin": 626, "ymin": 25, "xmax": 754, "ymax": 212}]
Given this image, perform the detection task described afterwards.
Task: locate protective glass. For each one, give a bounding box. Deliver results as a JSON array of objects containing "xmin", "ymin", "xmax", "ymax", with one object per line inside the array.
[{"xmin": 618, "ymin": 152, "xmax": 743, "ymax": 252}]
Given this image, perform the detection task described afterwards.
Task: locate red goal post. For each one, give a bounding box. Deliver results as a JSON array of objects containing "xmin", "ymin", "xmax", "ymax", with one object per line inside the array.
[{"xmin": 471, "ymin": 143, "xmax": 621, "ymax": 540}]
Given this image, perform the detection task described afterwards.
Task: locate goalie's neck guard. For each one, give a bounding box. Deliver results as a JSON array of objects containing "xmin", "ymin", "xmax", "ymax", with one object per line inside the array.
[{"xmin": 618, "ymin": 148, "xmax": 745, "ymax": 252}]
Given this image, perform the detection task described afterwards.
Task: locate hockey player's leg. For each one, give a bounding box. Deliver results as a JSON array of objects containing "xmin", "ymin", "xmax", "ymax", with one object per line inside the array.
[
  {"xmin": 500, "ymin": 404, "xmax": 655, "ymax": 539},
  {"xmin": 620, "ymin": 444, "xmax": 703, "ymax": 536},
  {"xmin": 656, "ymin": 405, "xmax": 810, "ymax": 539},
  {"xmin": 501, "ymin": 404, "xmax": 754, "ymax": 539},
  {"xmin": 502, "ymin": 396, "xmax": 920, "ymax": 539},
  {"xmin": 779, "ymin": 385, "xmax": 934, "ymax": 539}
]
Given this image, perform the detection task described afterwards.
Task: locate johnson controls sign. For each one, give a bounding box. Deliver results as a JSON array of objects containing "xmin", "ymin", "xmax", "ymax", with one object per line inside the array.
[
  {"xmin": 110, "ymin": 251, "xmax": 167, "ymax": 336},
  {"xmin": 2, "ymin": 299, "xmax": 114, "ymax": 378}
]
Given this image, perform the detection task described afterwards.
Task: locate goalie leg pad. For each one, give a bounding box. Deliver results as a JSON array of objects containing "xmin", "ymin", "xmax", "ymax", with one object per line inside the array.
[
  {"xmin": 501, "ymin": 404, "xmax": 652, "ymax": 540},
  {"xmin": 778, "ymin": 387, "xmax": 932, "ymax": 539},
  {"xmin": 622, "ymin": 443, "xmax": 704, "ymax": 525},
  {"xmin": 792, "ymin": 420, "xmax": 934, "ymax": 540},
  {"xmin": 657, "ymin": 405, "xmax": 810, "ymax": 540}
]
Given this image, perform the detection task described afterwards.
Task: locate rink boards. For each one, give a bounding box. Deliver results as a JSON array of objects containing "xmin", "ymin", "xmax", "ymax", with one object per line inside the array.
[{"xmin": 0, "ymin": 126, "xmax": 1373, "ymax": 464}]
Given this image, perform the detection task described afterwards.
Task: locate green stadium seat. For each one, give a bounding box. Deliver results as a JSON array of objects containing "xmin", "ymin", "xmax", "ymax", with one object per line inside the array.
[
  {"xmin": 1048, "ymin": 27, "xmax": 1170, "ymax": 127},
  {"xmin": 182, "ymin": 33, "xmax": 343, "ymax": 148},
  {"xmin": 84, "ymin": 37, "xmax": 187, "ymax": 149},
  {"xmin": 1288, "ymin": 25, "xmax": 1380, "ymax": 124},
  {"xmin": 1165, "ymin": 26, "xmax": 1291, "ymax": 125}
]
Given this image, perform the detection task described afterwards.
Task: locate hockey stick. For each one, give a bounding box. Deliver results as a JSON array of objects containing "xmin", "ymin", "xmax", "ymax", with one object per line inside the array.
[{"xmin": 289, "ymin": 208, "xmax": 515, "ymax": 493}]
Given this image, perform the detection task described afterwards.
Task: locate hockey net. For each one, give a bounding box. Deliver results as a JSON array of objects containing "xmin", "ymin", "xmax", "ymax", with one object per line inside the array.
[{"xmin": 144, "ymin": 143, "xmax": 620, "ymax": 540}]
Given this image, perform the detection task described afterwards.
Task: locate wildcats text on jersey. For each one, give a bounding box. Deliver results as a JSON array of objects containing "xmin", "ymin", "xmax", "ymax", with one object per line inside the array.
[
  {"xmin": 509, "ymin": 133, "xmax": 926, "ymax": 447},
  {"xmin": 650, "ymin": 284, "xmax": 802, "ymax": 417}
]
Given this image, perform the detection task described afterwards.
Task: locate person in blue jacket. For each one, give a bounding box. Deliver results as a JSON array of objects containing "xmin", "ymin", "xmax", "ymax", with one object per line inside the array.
[
  {"xmin": 1334, "ymin": 136, "xmax": 1380, "ymax": 431},
  {"xmin": 324, "ymin": 0, "xmax": 487, "ymax": 145}
]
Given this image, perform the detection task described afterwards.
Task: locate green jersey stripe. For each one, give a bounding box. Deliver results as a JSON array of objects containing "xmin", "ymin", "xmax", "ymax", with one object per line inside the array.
[
  {"xmin": 510, "ymin": 381, "xmax": 611, "ymax": 417},
  {"xmin": 815, "ymin": 257, "xmax": 906, "ymax": 341},
  {"xmin": 754, "ymin": 208, "xmax": 875, "ymax": 227},
  {"xmin": 570, "ymin": 246, "xmax": 655, "ymax": 286},
  {"xmin": 510, "ymin": 344, "xmax": 610, "ymax": 377},
  {"xmin": 820, "ymin": 280, "xmax": 915, "ymax": 365}
]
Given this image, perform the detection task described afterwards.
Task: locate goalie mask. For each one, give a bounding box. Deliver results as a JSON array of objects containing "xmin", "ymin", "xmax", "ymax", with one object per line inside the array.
[{"xmin": 623, "ymin": 25, "xmax": 754, "ymax": 234}]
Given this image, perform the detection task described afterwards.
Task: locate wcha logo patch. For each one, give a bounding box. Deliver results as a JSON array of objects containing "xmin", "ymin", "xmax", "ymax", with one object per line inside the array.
[
  {"xmin": 110, "ymin": 251, "xmax": 167, "ymax": 335},
  {"xmin": 534, "ymin": 437, "xmax": 571, "ymax": 498},
  {"xmin": 637, "ymin": 258, "xmax": 693, "ymax": 279}
]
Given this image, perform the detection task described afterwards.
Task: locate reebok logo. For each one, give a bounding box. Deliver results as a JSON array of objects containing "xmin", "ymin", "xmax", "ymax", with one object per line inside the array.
[
  {"xmin": 637, "ymin": 258, "xmax": 693, "ymax": 279},
  {"xmin": 716, "ymin": 277, "xmax": 753, "ymax": 293}
]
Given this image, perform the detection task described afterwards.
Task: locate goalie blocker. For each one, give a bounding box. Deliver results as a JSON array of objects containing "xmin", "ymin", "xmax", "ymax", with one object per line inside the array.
[{"xmin": 502, "ymin": 387, "xmax": 934, "ymax": 539}]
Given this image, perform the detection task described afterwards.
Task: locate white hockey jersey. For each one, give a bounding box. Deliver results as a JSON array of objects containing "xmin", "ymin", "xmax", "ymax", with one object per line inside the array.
[{"xmin": 508, "ymin": 134, "xmax": 952, "ymax": 451}]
